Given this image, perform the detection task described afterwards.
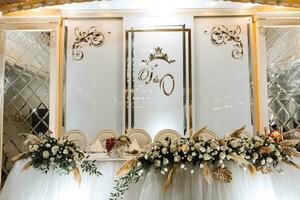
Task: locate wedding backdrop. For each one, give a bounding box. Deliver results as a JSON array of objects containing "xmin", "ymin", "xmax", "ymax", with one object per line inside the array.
[{"xmin": 0, "ymin": 1, "xmax": 300, "ymax": 200}]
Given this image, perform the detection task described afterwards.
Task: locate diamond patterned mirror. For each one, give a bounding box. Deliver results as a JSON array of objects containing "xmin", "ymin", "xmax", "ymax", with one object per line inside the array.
[
  {"xmin": 1, "ymin": 31, "xmax": 50, "ymax": 186},
  {"xmin": 265, "ymin": 28, "xmax": 300, "ymax": 132}
]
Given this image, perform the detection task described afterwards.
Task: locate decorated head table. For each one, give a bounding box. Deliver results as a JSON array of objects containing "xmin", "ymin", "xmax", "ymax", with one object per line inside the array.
[{"xmin": 1, "ymin": 127, "xmax": 300, "ymax": 200}]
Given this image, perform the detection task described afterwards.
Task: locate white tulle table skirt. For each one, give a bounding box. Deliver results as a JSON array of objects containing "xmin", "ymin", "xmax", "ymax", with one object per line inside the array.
[{"xmin": 1, "ymin": 159, "xmax": 300, "ymax": 200}]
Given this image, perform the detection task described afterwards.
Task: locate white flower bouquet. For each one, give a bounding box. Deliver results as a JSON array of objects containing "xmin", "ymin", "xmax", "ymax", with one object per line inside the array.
[
  {"xmin": 110, "ymin": 127, "xmax": 300, "ymax": 200},
  {"xmin": 12, "ymin": 133, "xmax": 101, "ymax": 183}
]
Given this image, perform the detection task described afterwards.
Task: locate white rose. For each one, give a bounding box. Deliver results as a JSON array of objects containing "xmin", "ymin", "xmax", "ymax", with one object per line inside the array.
[
  {"xmin": 203, "ymin": 153, "xmax": 211, "ymax": 161},
  {"xmin": 199, "ymin": 147, "xmax": 206, "ymax": 153},
  {"xmin": 174, "ymin": 155, "xmax": 181, "ymax": 162},
  {"xmin": 275, "ymin": 151, "xmax": 280, "ymax": 157},
  {"xmin": 51, "ymin": 146, "xmax": 59, "ymax": 155},
  {"xmin": 153, "ymin": 151, "xmax": 159, "ymax": 157},
  {"xmin": 63, "ymin": 149, "xmax": 68, "ymax": 155},
  {"xmin": 266, "ymin": 157, "xmax": 273, "ymax": 163},
  {"xmin": 163, "ymin": 158, "xmax": 169, "ymax": 165},
  {"xmin": 187, "ymin": 155, "xmax": 193, "ymax": 162},
  {"xmin": 170, "ymin": 144, "xmax": 177, "ymax": 153},
  {"xmin": 42, "ymin": 151, "xmax": 50, "ymax": 159},
  {"xmin": 194, "ymin": 143, "xmax": 201, "ymax": 150},
  {"xmin": 33, "ymin": 145, "xmax": 39, "ymax": 151},
  {"xmin": 45, "ymin": 143, "xmax": 51, "ymax": 148},
  {"xmin": 154, "ymin": 160, "xmax": 161, "ymax": 167},
  {"xmin": 161, "ymin": 140, "xmax": 169, "ymax": 147},
  {"xmin": 230, "ymin": 140, "xmax": 239, "ymax": 148},
  {"xmin": 220, "ymin": 146, "xmax": 227, "ymax": 151},
  {"xmin": 261, "ymin": 159, "xmax": 266, "ymax": 165},
  {"xmin": 162, "ymin": 147, "xmax": 168, "ymax": 154},
  {"xmin": 252, "ymin": 152, "xmax": 259, "ymax": 159},
  {"xmin": 239, "ymin": 147, "xmax": 245, "ymax": 152},
  {"xmin": 192, "ymin": 152, "xmax": 197, "ymax": 157},
  {"xmin": 219, "ymin": 152, "xmax": 226, "ymax": 160}
]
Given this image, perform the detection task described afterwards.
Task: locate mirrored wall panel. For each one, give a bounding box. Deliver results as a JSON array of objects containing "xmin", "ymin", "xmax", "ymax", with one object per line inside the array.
[
  {"xmin": 264, "ymin": 27, "xmax": 300, "ymax": 132},
  {"xmin": 194, "ymin": 17, "xmax": 253, "ymax": 136},
  {"xmin": 64, "ymin": 19, "xmax": 123, "ymax": 138},
  {"xmin": 2, "ymin": 30, "xmax": 50, "ymax": 184}
]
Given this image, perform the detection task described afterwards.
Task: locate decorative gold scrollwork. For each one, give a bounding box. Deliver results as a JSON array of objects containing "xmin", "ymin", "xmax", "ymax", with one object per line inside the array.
[
  {"xmin": 204, "ymin": 25, "xmax": 244, "ymax": 59},
  {"xmin": 72, "ymin": 26, "xmax": 106, "ymax": 61},
  {"xmin": 142, "ymin": 47, "xmax": 175, "ymax": 64},
  {"xmin": 138, "ymin": 47, "xmax": 176, "ymax": 96}
]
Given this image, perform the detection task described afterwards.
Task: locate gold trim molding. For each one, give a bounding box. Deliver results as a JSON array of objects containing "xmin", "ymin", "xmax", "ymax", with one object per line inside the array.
[{"xmin": 0, "ymin": 16, "xmax": 59, "ymax": 24}]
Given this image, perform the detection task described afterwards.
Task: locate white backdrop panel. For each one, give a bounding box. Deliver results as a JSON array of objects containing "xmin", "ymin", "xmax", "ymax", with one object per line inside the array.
[
  {"xmin": 194, "ymin": 17, "xmax": 253, "ymax": 135},
  {"xmin": 124, "ymin": 16, "xmax": 193, "ymax": 138},
  {"xmin": 65, "ymin": 19, "xmax": 123, "ymax": 137}
]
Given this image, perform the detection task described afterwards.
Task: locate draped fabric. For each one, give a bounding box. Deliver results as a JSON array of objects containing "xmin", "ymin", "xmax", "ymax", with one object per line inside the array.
[
  {"xmin": 0, "ymin": 0, "xmax": 299, "ymax": 14},
  {"xmin": 2, "ymin": 159, "xmax": 300, "ymax": 200}
]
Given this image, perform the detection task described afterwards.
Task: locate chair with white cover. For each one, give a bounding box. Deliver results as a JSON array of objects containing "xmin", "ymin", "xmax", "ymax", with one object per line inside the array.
[
  {"xmin": 90, "ymin": 129, "xmax": 118, "ymax": 152},
  {"xmin": 127, "ymin": 129, "xmax": 152, "ymax": 150},
  {"xmin": 193, "ymin": 128, "xmax": 219, "ymax": 140},
  {"xmin": 64, "ymin": 130, "xmax": 89, "ymax": 151},
  {"xmin": 154, "ymin": 129, "xmax": 181, "ymax": 142}
]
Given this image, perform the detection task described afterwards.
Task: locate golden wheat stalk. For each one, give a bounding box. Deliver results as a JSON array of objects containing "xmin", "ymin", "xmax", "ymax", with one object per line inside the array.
[
  {"xmin": 163, "ymin": 166, "xmax": 176, "ymax": 192},
  {"xmin": 117, "ymin": 159, "xmax": 138, "ymax": 175}
]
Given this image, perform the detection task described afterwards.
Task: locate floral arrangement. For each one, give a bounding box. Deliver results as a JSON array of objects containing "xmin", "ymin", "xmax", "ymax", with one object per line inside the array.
[
  {"xmin": 105, "ymin": 135, "xmax": 131, "ymax": 153},
  {"xmin": 109, "ymin": 127, "xmax": 300, "ymax": 200},
  {"xmin": 12, "ymin": 133, "xmax": 101, "ymax": 183}
]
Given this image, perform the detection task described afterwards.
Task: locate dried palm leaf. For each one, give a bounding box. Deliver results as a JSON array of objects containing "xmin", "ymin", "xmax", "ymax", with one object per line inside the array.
[
  {"xmin": 22, "ymin": 133, "xmax": 42, "ymax": 145},
  {"xmin": 213, "ymin": 166, "xmax": 233, "ymax": 183},
  {"xmin": 279, "ymin": 140, "xmax": 300, "ymax": 147},
  {"xmin": 163, "ymin": 166, "xmax": 176, "ymax": 192},
  {"xmin": 288, "ymin": 149, "xmax": 300, "ymax": 158},
  {"xmin": 282, "ymin": 159, "xmax": 300, "ymax": 170},
  {"xmin": 202, "ymin": 163, "xmax": 212, "ymax": 184},
  {"xmin": 117, "ymin": 159, "xmax": 138, "ymax": 175},
  {"xmin": 229, "ymin": 154, "xmax": 248, "ymax": 166},
  {"xmin": 247, "ymin": 163, "xmax": 257, "ymax": 176},
  {"xmin": 225, "ymin": 126, "xmax": 246, "ymax": 138},
  {"xmin": 21, "ymin": 161, "xmax": 33, "ymax": 171},
  {"xmin": 72, "ymin": 166, "xmax": 82, "ymax": 185},
  {"xmin": 11, "ymin": 152, "xmax": 27, "ymax": 162},
  {"xmin": 259, "ymin": 146, "xmax": 272, "ymax": 154},
  {"xmin": 257, "ymin": 166, "xmax": 273, "ymax": 174}
]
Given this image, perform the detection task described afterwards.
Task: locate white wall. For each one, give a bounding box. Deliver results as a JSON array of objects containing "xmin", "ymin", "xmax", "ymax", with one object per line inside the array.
[
  {"xmin": 123, "ymin": 16, "xmax": 193, "ymax": 138},
  {"xmin": 64, "ymin": 16, "xmax": 254, "ymax": 138},
  {"xmin": 194, "ymin": 17, "xmax": 253, "ymax": 136},
  {"xmin": 65, "ymin": 19, "xmax": 123, "ymax": 138}
]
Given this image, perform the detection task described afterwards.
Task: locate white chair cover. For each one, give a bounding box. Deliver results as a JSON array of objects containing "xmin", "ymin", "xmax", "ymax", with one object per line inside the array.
[
  {"xmin": 197, "ymin": 129, "xmax": 219, "ymax": 139},
  {"xmin": 127, "ymin": 129, "xmax": 152, "ymax": 149},
  {"xmin": 63, "ymin": 130, "xmax": 89, "ymax": 151},
  {"xmin": 90, "ymin": 130, "xmax": 118, "ymax": 152},
  {"xmin": 154, "ymin": 129, "xmax": 181, "ymax": 142}
]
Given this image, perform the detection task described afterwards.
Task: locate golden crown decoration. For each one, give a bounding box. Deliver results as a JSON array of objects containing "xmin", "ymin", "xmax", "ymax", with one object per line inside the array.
[{"xmin": 142, "ymin": 47, "xmax": 176, "ymax": 64}]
